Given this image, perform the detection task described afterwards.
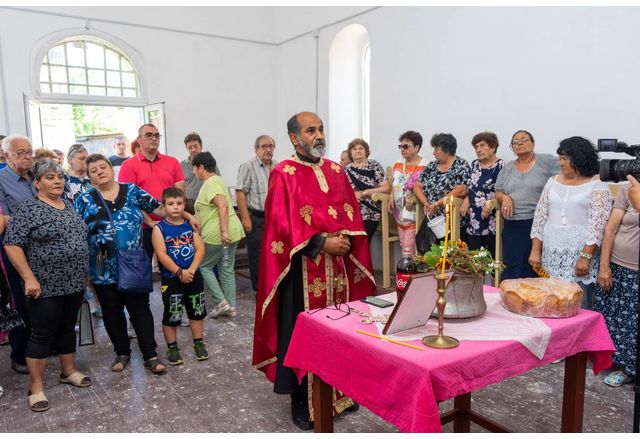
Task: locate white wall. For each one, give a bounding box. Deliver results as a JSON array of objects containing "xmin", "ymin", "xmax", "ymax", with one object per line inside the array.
[
  {"xmin": 276, "ymin": 6, "xmax": 640, "ymax": 168},
  {"xmin": 0, "ymin": 6, "xmax": 278, "ymax": 183}
]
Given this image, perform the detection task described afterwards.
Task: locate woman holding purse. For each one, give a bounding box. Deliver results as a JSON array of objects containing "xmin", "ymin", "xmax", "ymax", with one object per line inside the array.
[{"xmin": 74, "ymin": 154, "xmax": 168, "ymax": 374}]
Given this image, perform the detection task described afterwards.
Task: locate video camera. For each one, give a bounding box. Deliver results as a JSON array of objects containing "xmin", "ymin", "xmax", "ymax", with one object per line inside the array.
[{"xmin": 597, "ymin": 139, "xmax": 640, "ymax": 182}]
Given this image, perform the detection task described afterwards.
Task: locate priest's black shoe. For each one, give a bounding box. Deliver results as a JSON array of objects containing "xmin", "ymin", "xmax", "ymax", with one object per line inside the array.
[
  {"xmin": 345, "ymin": 402, "xmax": 360, "ymax": 412},
  {"xmin": 291, "ymin": 396, "xmax": 314, "ymax": 430}
]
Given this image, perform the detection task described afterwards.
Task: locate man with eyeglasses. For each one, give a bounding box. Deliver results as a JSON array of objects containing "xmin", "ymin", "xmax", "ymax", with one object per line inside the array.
[
  {"xmin": 0, "ymin": 135, "xmax": 38, "ymax": 376},
  {"xmin": 253, "ymin": 112, "xmax": 376, "ymax": 430},
  {"xmin": 179, "ymin": 132, "xmax": 220, "ymax": 213},
  {"xmin": 235, "ymin": 135, "xmax": 278, "ymax": 291},
  {"xmin": 118, "ymin": 124, "xmax": 187, "ymax": 259}
]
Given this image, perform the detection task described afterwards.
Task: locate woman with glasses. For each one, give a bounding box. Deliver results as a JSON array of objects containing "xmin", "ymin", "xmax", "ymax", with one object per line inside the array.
[
  {"xmin": 413, "ymin": 133, "xmax": 471, "ymax": 225},
  {"xmin": 389, "ymin": 131, "xmax": 428, "ymax": 252},
  {"xmin": 495, "ymin": 130, "xmax": 559, "ymax": 280},
  {"xmin": 460, "ymin": 132, "xmax": 505, "ymax": 257},
  {"xmin": 344, "ymin": 138, "xmax": 390, "ymax": 241}
]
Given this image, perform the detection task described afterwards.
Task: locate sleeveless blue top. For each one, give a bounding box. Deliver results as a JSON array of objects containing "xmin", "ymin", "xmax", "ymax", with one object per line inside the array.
[{"xmin": 156, "ymin": 219, "xmax": 198, "ymax": 278}]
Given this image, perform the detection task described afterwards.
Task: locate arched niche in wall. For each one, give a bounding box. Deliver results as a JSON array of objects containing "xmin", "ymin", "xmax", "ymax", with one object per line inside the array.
[{"xmin": 328, "ymin": 23, "xmax": 370, "ymax": 161}]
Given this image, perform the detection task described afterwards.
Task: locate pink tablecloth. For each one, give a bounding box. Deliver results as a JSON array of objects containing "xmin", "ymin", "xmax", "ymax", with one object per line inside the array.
[{"xmin": 283, "ymin": 286, "xmax": 615, "ymax": 433}]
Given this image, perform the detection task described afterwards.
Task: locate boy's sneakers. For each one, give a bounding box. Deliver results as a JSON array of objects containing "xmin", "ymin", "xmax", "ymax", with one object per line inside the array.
[
  {"xmin": 604, "ymin": 370, "xmax": 633, "ymax": 387},
  {"xmin": 193, "ymin": 340, "xmax": 209, "ymax": 361},
  {"xmin": 166, "ymin": 345, "xmax": 184, "ymax": 366},
  {"xmin": 208, "ymin": 300, "xmax": 230, "ymax": 318}
]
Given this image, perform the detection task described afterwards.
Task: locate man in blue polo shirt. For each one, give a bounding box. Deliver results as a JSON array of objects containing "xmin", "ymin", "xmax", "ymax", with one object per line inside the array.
[{"xmin": 0, "ymin": 135, "xmax": 37, "ymax": 375}]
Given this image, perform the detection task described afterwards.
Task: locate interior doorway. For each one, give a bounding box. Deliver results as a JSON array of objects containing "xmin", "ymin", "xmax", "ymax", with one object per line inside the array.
[{"xmin": 28, "ymin": 103, "xmax": 143, "ymax": 158}]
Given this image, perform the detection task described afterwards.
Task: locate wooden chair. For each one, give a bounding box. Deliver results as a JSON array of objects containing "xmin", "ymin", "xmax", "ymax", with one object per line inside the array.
[
  {"xmin": 371, "ymin": 192, "xmax": 399, "ymax": 289},
  {"xmin": 484, "ymin": 199, "xmax": 504, "ymax": 287}
]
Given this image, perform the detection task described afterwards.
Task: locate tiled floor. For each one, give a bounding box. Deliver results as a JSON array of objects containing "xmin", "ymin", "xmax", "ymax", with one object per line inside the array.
[{"xmin": 0, "ymin": 269, "xmax": 635, "ymax": 433}]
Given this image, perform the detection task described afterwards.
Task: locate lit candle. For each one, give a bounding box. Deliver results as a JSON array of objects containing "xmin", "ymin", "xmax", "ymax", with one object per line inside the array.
[{"xmin": 441, "ymin": 201, "xmax": 450, "ymax": 276}]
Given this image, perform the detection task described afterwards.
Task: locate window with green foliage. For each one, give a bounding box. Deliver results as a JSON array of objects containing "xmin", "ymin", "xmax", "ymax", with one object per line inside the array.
[{"xmin": 40, "ymin": 37, "xmax": 139, "ymax": 98}]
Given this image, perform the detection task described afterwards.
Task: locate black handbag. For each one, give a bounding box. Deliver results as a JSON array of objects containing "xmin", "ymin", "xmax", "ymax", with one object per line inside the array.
[
  {"xmin": 415, "ymin": 219, "xmax": 439, "ymax": 255},
  {"xmin": 0, "ymin": 267, "xmax": 23, "ymax": 333},
  {"xmin": 95, "ymin": 189, "xmax": 153, "ymax": 294}
]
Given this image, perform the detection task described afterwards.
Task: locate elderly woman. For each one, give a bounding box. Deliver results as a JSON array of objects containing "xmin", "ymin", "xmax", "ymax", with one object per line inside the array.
[
  {"xmin": 389, "ymin": 130, "xmax": 428, "ymax": 252},
  {"xmin": 594, "ymin": 178, "xmax": 638, "ymax": 386},
  {"xmin": 344, "ymin": 138, "xmax": 390, "ymax": 240},
  {"xmin": 495, "ymin": 130, "xmax": 559, "ymax": 280},
  {"xmin": 414, "ymin": 133, "xmax": 470, "ymax": 219},
  {"xmin": 193, "ymin": 152, "xmax": 245, "ymax": 318},
  {"xmin": 529, "ymin": 137, "xmax": 610, "ymax": 309},
  {"xmin": 4, "ymin": 160, "xmax": 91, "ymax": 412},
  {"xmin": 74, "ymin": 154, "xmax": 167, "ymax": 374},
  {"xmin": 461, "ymin": 132, "xmax": 505, "ymax": 256},
  {"xmin": 64, "ymin": 144, "xmax": 91, "ymax": 203}
]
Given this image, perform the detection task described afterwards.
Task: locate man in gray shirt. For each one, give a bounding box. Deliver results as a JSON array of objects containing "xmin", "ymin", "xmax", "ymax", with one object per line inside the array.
[
  {"xmin": 236, "ymin": 135, "xmax": 277, "ymax": 291},
  {"xmin": 180, "ymin": 132, "xmax": 220, "ymax": 212},
  {"xmin": 0, "ymin": 135, "xmax": 37, "ymax": 375}
]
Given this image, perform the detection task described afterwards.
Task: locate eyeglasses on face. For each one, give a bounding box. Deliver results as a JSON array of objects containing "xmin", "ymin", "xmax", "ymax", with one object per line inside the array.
[
  {"xmin": 12, "ymin": 149, "xmax": 34, "ymax": 158},
  {"xmin": 398, "ymin": 143, "xmax": 415, "ymax": 150},
  {"xmin": 259, "ymin": 144, "xmax": 275, "ymax": 150},
  {"xmin": 143, "ymin": 132, "xmax": 162, "ymax": 140},
  {"xmin": 511, "ymin": 137, "xmax": 531, "ymax": 145}
]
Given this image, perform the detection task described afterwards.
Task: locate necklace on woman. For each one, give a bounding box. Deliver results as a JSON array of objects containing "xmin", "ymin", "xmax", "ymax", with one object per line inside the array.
[{"xmin": 38, "ymin": 194, "xmax": 65, "ymax": 209}]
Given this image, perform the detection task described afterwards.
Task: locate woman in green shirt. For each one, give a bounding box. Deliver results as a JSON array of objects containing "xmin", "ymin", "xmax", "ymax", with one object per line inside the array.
[{"xmin": 193, "ymin": 152, "xmax": 245, "ymax": 318}]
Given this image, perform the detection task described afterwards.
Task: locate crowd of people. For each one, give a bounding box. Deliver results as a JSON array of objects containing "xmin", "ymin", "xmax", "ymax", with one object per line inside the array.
[{"xmin": 0, "ymin": 115, "xmax": 638, "ymax": 431}]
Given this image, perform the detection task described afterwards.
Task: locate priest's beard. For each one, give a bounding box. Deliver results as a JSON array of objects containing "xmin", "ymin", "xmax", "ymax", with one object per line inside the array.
[{"xmin": 299, "ymin": 138, "xmax": 326, "ymax": 159}]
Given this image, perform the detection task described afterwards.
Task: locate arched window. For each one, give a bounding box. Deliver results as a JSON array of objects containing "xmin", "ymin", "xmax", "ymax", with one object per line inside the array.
[
  {"xmin": 39, "ymin": 37, "xmax": 140, "ymax": 98},
  {"xmin": 329, "ymin": 24, "xmax": 371, "ymax": 159}
]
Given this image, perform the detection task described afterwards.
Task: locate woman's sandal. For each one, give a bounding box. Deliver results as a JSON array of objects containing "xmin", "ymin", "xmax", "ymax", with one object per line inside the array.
[
  {"xmin": 28, "ymin": 390, "xmax": 50, "ymax": 412},
  {"xmin": 111, "ymin": 355, "xmax": 130, "ymax": 373},
  {"xmin": 144, "ymin": 357, "xmax": 167, "ymax": 375},
  {"xmin": 59, "ymin": 371, "xmax": 92, "ymax": 387}
]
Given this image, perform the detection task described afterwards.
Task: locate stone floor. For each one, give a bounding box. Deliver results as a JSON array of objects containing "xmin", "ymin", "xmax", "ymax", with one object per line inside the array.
[{"xmin": 0, "ymin": 269, "xmax": 635, "ymax": 433}]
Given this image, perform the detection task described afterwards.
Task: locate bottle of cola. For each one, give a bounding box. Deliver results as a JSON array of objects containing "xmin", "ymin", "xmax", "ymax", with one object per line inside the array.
[{"xmin": 396, "ymin": 247, "xmax": 416, "ymax": 296}]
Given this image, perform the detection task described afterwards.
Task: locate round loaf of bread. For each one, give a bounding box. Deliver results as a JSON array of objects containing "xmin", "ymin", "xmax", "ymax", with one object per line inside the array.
[{"xmin": 499, "ymin": 278, "xmax": 583, "ymax": 318}]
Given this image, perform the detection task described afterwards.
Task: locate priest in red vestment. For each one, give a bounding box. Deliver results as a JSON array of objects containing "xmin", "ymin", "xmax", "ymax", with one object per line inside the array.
[{"xmin": 252, "ymin": 112, "xmax": 376, "ymax": 430}]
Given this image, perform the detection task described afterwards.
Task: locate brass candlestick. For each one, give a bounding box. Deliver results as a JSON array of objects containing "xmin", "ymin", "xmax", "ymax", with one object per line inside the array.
[{"xmin": 422, "ymin": 273, "xmax": 459, "ymax": 349}]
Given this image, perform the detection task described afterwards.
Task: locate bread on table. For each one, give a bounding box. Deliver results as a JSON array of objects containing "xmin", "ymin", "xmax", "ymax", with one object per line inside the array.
[{"xmin": 499, "ymin": 278, "xmax": 583, "ymax": 318}]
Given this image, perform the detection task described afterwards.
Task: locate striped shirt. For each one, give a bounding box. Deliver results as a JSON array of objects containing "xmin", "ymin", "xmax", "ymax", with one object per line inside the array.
[{"xmin": 235, "ymin": 155, "xmax": 277, "ymax": 212}]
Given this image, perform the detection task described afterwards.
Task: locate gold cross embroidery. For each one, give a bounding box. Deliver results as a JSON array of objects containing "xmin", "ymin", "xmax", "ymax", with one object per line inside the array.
[
  {"xmin": 271, "ymin": 241, "xmax": 284, "ymax": 254},
  {"xmin": 309, "ymin": 277, "xmax": 326, "ymax": 298},
  {"xmin": 334, "ymin": 273, "xmax": 345, "ymax": 293},
  {"xmin": 300, "ymin": 205, "xmax": 313, "ymax": 226},
  {"xmin": 283, "ymin": 165, "xmax": 296, "ymax": 175},
  {"xmin": 343, "ymin": 203, "xmax": 354, "ymax": 221},
  {"xmin": 328, "ymin": 206, "xmax": 337, "ymax": 219},
  {"xmin": 331, "ymin": 163, "xmax": 341, "ymax": 173}
]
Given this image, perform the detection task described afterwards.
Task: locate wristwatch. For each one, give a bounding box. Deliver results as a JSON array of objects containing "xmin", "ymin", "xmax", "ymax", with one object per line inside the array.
[{"xmin": 579, "ymin": 251, "xmax": 593, "ymax": 260}]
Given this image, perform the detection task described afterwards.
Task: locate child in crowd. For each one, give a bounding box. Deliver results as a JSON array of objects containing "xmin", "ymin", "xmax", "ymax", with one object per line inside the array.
[{"xmin": 152, "ymin": 187, "xmax": 208, "ymax": 365}]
